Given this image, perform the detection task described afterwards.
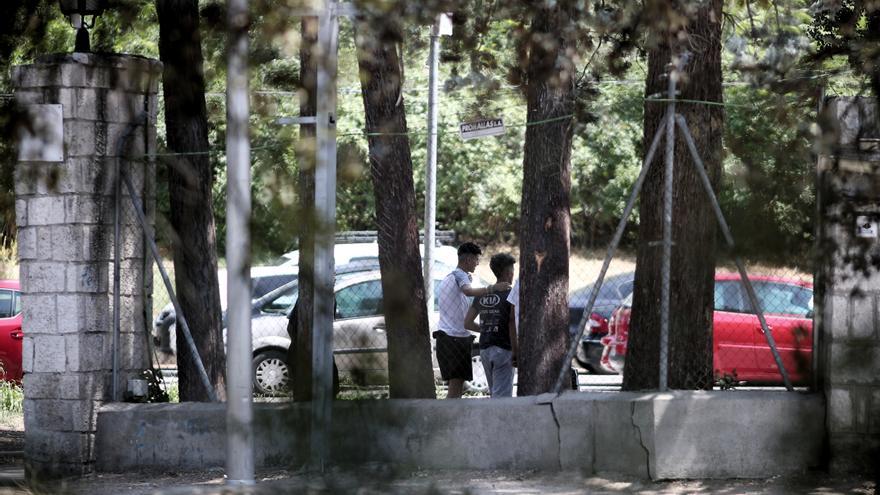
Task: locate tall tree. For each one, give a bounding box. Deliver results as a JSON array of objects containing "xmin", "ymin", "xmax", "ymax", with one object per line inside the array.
[
  {"xmin": 355, "ymin": 17, "xmax": 436, "ymax": 399},
  {"xmin": 290, "ymin": 16, "xmax": 318, "ymax": 401},
  {"xmin": 156, "ymin": 0, "xmax": 226, "ymax": 401},
  {"xmin": 623, "ymin": 0, "xmax": 723, "ymax": 391},
  {"xmin": 516, "ymin": 2, "xmax": 578, "ymax": 395}
]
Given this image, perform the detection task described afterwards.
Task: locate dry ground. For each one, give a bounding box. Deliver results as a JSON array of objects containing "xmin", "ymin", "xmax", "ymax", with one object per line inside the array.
[{"xmin": 475, "ymin": 246, "xmax": 638, "ymax": 288}]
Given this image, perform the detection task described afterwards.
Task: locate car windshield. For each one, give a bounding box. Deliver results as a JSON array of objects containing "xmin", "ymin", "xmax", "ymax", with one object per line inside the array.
[{"xmin": 570, "ymin": 273, "xmax": 634, "ymax": 306}]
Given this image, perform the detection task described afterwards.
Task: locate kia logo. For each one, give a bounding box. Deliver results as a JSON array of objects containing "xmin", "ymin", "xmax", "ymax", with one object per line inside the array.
[{"xmin": 480, "ymin": 294, "xmax": 501, "ymax": 306}]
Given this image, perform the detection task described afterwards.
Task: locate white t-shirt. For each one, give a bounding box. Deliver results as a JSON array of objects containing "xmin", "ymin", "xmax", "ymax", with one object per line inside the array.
[
  {"xmin": 437, "ymin": 268, "xmax": 473, "ymax": 338},
  {"xmin": 506, "ymin": 279, "xmax": 520, "ymax": 332}
]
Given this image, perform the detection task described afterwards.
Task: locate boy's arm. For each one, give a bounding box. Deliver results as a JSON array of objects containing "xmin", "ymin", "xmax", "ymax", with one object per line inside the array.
[
  {"xmin": 460, "ymin": 281, "xmax": 512, "ymax": 297},
  {"xmin": 464, "ymin": 305, "xmax": 480, "ymax": 333},
  {"xmin": 509, "ymin": 305, "xmax": 518, "ymax": 367}
]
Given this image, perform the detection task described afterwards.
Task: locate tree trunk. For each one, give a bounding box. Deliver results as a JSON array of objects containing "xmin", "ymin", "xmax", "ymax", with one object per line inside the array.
[
  {"xmin": 623, "ymin": 0, "xmax": 723, "ymax": 391},
  {"xmin": 156, "ymin": 0, "xmax": 225, "ymax": 401},
  {"xmin": 355, "ymin": 25, "xmax": 436, "ymax": 399},
  {"xmin": 290, "ymin": 16, "xmax": 318, "ymax": 401},
  {"xmin": 517, "ymin": 4, "xmax": 576, "ymax": 396}
]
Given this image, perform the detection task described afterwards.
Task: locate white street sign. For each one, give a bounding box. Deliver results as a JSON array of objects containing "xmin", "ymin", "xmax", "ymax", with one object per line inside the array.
[
  {"xmin": 856, "ymin": 215, "xmax": 879, "ymax": 238},
  {"xmin": 459, "ymin": 118, "xmax": 505, "ymax": 140}
]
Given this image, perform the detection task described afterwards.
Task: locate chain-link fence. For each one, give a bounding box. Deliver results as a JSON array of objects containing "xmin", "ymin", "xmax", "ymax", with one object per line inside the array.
[
  {"xmin": 135, "ymin": 173, "xmax": 814, "ymax": 400},
  {"xmin": 125, "ymin": 77, "xmax": 817, "ymax": 400},
  {"xmin": 136, "ymin": 213, "xmax": 814, "ymax": 399},
  {"xmin": 568, "ymin": 259, "xmax": 813, "ymax": 392},
  {"xmin": 141, "ymin": 220, "xmax": 490, "ymax": 398}
]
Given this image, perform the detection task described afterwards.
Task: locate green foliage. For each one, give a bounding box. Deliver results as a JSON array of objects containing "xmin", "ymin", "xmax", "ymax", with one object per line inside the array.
[
  {"xmin": 714, "ymin": 370, "xmax": 740, "ymax": 391},
  {"xmin": 167, "ymin": 381, "xmax": 179, "ymax": 403},
  {"xmin": 0, "ymin": 381, "xmax": 23, "ymax": 415},
  {"xmin": 721, "ymin": 87, "xmax": 816, "ymax": 265},
  {"xmin": 0, "ymin": 1, "xmax": 831, "ymax": 266}
]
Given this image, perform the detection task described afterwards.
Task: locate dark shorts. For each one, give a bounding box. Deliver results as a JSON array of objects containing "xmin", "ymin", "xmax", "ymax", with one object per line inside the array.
[{"xmin": 434, "ymin": 331, "xmax": 473, "ymax": 381}]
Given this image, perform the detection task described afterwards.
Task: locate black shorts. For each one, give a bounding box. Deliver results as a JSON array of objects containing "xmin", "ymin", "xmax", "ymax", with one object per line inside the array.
[{"xmin": 434, "ymin": 331, "xmax": 473, "ymax": 381}]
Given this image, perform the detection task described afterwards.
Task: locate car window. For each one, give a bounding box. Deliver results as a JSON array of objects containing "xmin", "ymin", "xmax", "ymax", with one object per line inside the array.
[
  {"xmin": 0, "ymin": 290, "xmax": 13, "ymax": 318},
  {"xmin": 252, "ymin": 274, "xmax": 296, "ymax": 300},
  {"xmin": 261, "ymin": 286, "xmax": 297, "ymax": 314},
  {"xmin": 754, "ymin": 282, "xmax": 813, "ymax": 317},
  {"xmin": 335, "ymin": 280, "xmax": 383, "ymax": 319},
  {"xmin": 619, "ymin": 281, "xmax": 634, "ymax": 299},
  {"xmin": 13, "ymin": 291, "xmax": 21, "ymax": 316},
  {"xmin": 714, "ymin": 281, "xmax": 747, "ymax": 313}
]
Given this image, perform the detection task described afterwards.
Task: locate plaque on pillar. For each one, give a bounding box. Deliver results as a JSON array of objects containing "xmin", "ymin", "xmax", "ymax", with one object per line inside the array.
[{"xmin": 17, "ymin": 104, "xmax": 64, "ymax": 162}]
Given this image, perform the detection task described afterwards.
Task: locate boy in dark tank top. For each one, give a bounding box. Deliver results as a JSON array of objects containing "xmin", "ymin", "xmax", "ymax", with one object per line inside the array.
[{"xmin": 464, "ymin": 253, "xmax": 516, "ymax": 397}]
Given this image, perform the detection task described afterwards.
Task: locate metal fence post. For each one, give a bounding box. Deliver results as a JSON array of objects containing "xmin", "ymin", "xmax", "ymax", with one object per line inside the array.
[
  {"xmin": 311, "ymin": 0, "xmax": 339, "ymax": 471},
  {"xmin": 659, "ymin": 54, "xmax": 683, "ymax": 392},
  {"xmin": 423, "ymin": 19, "xmax": 440, "ymax": 314},
  {"xmin": 112, "ymin": 153, "xmax": 121, "ymax": 402},
  {"xmin": 225, "ymin": 0, "xmax": 255, "ymax": 484}
]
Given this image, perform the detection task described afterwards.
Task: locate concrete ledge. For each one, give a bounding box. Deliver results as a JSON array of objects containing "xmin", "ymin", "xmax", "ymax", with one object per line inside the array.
[{"xmin": 96, "ymin": 391, "xmax": 824, "ymax": 479}]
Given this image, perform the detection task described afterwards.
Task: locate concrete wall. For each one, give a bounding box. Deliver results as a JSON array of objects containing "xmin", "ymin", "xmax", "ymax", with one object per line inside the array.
[
  {"xmin": 95, "ymin": 391, "xmax": 824, "ymax": 479},
  {"xmin": 13, "ymin": 53, "xmax": 161, "ymax": 477},
  {"xmin": 818, "ymin": 97, "xmax": 880, "ymax": 473}
]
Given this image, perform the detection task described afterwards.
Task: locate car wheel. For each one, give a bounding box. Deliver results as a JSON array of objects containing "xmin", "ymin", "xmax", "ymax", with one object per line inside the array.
[
  {"xmin": 581, "ymin": 341, "xmax": 617, "ymax": 375},
  {"xmin": 253, "ymin": 350, "xmax": 290, "ymax": 395},
  {"xmin": 465, "ymin": 354, "xmax": 489, "ymax": 394}
]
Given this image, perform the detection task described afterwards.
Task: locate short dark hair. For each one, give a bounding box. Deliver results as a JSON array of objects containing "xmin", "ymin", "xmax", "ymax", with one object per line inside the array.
[
  {"xmin": 489, "ymin": 253, "xmax": 516, "ymax": 278},
  {"xmin": 457, "ymin": 242, "xmax": 482, "ymax": 257}
]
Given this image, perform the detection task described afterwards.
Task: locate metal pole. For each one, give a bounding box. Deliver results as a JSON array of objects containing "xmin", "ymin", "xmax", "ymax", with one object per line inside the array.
[
  {"xmin": 112, "ymin": 156, "xmax": 121, "ymax": 402},
  {"xmin": 675, "ymin": 115, "xmax": 794, "ymax": 391},
  {"xmin": 552, "ymin": 115, "xmax": 669, "ymax": 393},
  {"xmin": 423, "ymin": 21, "xmax": 440, "ymax": 313},
  {"xmin": 659, "ymin": 53, "xmax": 683, "ymax": 392},
  {"xmin": 225, "ymin": 0, "xmax": 255, "ymax": 484},
  {"xmin": 120, "ymin": 167, "xmax": 217, "ymax": 402},
  {"xmin": 311, "ymin": 0, "xmax": 338, "ymax": 471}
]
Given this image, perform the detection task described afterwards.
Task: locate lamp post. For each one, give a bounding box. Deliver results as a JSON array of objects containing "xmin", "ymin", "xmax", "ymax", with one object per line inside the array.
[
  {"xmin": 58, "ymin": 0, "xmax": 105, "ymax": 53},
  {"xmin": 423, "ymin": 13, "xmax": 452, "ymax": 314}
]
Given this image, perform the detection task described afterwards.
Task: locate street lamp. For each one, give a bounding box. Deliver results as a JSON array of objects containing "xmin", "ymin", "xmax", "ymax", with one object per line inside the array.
[
  {"xmin": 423, "ymin": 13, "xmax": 452, "ymax": 314},
  {"xmin": 58, "ymin": 0, "xmax": 106, "ymax": 53}
]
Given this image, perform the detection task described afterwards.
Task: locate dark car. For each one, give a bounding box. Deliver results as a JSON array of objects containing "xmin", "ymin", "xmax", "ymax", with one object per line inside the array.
[{"xmin": 569, "ymin": 272, "xmax": 634, "ymax": 374}]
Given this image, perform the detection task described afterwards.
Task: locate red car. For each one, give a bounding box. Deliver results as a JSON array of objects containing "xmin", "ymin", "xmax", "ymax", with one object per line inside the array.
[
  {"xmin": 601, "ymin": 273, "xmax": 813, "ymax": 384},
  {"xmin": 0, "ymin": 280, "xmax": 22, "ymax": 382}
]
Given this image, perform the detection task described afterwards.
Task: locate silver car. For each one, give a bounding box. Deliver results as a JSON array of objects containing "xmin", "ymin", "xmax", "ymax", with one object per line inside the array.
[{"xmin": 248, "ymin": 267, "xmax": 488, "ymax": 395}]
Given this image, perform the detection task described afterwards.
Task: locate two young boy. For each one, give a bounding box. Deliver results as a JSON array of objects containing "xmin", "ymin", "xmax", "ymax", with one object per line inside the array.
[{"xmin": 435, "ymin": 243, "xmax": 517, "ymax": 399}]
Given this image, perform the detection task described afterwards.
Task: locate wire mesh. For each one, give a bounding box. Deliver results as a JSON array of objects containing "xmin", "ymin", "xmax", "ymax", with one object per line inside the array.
[
  {"xmin": 581, "ymin": 264, "xmax": 814, "ymax": 391},
  {"xmin": 128, "ymin": 67, "xmax": 818, "ymax": 398}
]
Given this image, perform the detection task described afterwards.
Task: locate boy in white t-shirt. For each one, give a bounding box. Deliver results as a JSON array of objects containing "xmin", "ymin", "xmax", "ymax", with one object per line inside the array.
[{"xmin": 435, "ymin": 242, "xmax": 510, "ymax": 399}]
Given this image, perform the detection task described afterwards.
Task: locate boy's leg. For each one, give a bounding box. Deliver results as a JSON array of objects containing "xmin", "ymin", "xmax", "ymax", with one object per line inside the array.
[
  {"xmin": 480, "ymin": 348, "xmax": 494, "ymax": 396},
  {"xmin": 447, "ymin": 378, "xmax": 464, "ymax": 399},
  {"xmin": 445, "ymin": 336, "xmax": 472, "ymax": 399},
  {"xmin": 491, "ymin": 347, "xmax": 514, "ymax": 397}
]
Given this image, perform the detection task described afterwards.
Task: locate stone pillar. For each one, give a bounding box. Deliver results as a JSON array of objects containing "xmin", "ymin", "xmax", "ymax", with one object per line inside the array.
[
  {"xmin": 817, "ymin": 96, "xmax": 880, "ymax": 473},
  {"xmin": 12, "ymin": 53, "xmax": 161, "ymax": 477}
]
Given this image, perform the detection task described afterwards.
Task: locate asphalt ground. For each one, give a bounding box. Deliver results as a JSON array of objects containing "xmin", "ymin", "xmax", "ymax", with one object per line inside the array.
[{"xmin": 0, "ymin": 466, "xmax": 872, "ymax": 495}]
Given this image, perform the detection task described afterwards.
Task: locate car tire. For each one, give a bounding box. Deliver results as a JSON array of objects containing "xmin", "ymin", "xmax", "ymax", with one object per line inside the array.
[
  {"xmin": 465, "ymin": 354, "xmax": 489, "ymax": 394},
  {"xmin": 253, "ymin": 350, "xmax": 290, "ymax": 395},
  {"xmin": 581, "ymin": 341, "xmax": 617, "ymax": 375}
]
